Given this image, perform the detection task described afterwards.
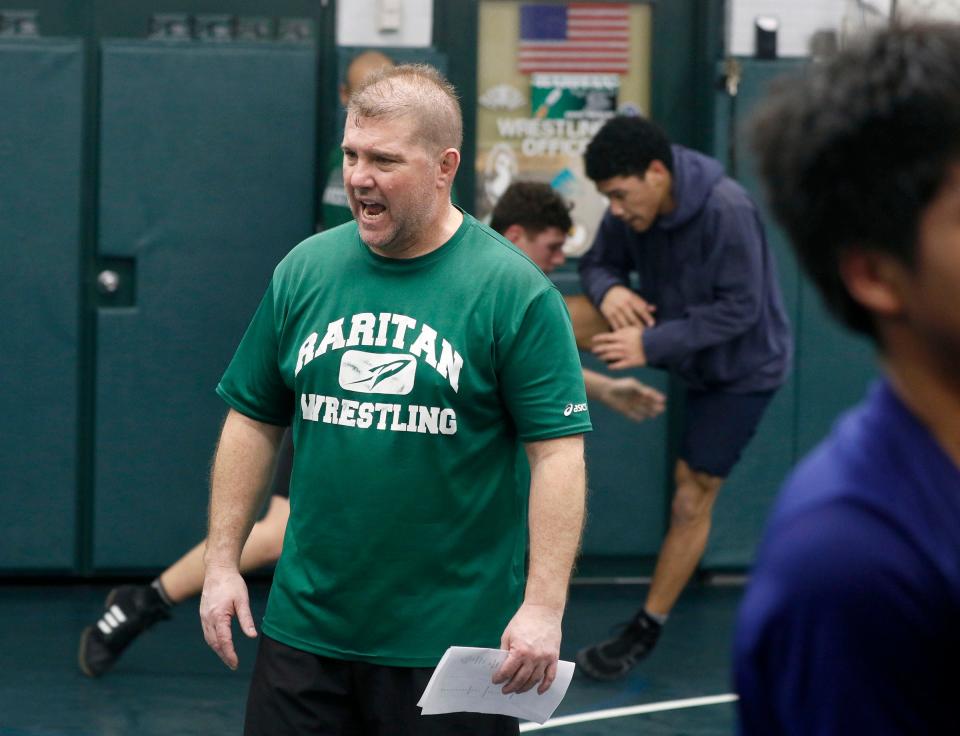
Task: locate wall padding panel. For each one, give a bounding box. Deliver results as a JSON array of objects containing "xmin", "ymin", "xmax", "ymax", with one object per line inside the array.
[
  {"xmin": 0, "ymin": 39, "xmax": 84, "ymax": 570},
  {"xmin": 93, "ymin": 41, "xmax": 317, "ymax": 568}
]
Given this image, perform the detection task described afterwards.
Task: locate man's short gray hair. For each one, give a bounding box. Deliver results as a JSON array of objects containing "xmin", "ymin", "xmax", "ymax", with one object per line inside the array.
[{"xmin": 348, "ymin": 63, "xmax": 463, "ymax": 153}]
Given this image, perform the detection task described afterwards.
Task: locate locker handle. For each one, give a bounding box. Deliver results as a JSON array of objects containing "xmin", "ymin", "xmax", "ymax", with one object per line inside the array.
[
  {"xmin": 95, "ymin": 257, "xmax": 136, "ymax": 307},
  {"xmin": 97, "ymin": 270, "xmax": 120, "ymax": 294}
]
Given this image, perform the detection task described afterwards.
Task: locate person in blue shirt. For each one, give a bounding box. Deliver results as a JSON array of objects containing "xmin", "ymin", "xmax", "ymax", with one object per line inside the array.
[
  {"xmin": 575, "ymin": 115, "xmax": 792, "ymax": 680},
  {"xmin": 734, "ymin": 22, "xmax": 960, "ymax": 733}
]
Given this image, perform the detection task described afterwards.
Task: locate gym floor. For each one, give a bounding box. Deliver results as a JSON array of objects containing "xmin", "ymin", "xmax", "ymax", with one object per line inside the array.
[{"xmin": 0, "ymin": 581, "xmax": 741, "ymax": 735}]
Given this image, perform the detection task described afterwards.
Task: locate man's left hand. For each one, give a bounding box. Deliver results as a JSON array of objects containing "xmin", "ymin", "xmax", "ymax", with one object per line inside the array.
[
  {"xmin": 600, "ymin": 377, "xmax": 666, "ymax": 420},
  {"xmin": 492, "ymin": 603, "xmax": 562, "ymax": 695},
  {"xmin": 591, "ymin": 326, "xmax": 647, "ymax": 369}
]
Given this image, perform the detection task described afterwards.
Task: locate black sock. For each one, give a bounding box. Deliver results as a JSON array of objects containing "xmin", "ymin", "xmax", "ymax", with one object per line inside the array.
[
  {"xmin": 641, "ymin": 608, "xmax": 666, "ymax": 628},
  {"xmin": 150, "ymin": 578, "xmax": 174, "ymax": 609}
]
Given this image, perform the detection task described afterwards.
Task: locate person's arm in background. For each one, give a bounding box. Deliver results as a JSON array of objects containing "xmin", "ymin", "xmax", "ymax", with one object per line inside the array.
[
  {"xmin": 199, "ymin": 409, "xmax": 284, "ymax": 670},
  {"xmin": 592, "ymin": 203, "xmax": 768, "ymax": 369},
  {"xmin": 578, "ymin": 214, "xmax": 633, "ymax": 306},
  {"xmin": 564, "ymin": 294, "xmax": 611, "ymax": 349},
  {"xmin": 494, "ymin": 435, "xmax": 586, "ymax": 695},
  {"xmin": 582, "ymin": 369, "xmax": 665, "ymax": 421},
  {"xmin": 579, "ymin": 213, "xmax": 655, "ymax": 329}
]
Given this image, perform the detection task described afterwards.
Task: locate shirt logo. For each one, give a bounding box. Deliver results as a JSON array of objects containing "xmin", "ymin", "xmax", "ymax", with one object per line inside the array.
[
  {"xmin": 339, "ymin": 351, "xmax": 416, "ymax": 395},
  {"xmin": 564, "ymin": 402, "xmax": 588, "ymax": 416}
]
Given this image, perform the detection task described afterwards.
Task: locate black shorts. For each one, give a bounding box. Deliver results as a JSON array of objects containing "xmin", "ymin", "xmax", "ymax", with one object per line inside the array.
[
  {"xmin": 679, "ymin": 388, "xmax": 777, "ymax": 478},
  {"xmin": 245, "ymin": 635, "xmax": 520, "ymax": 736},
  {"xmin": 268, "ymin": 429, "xmax": 293, "ymax": 499}
]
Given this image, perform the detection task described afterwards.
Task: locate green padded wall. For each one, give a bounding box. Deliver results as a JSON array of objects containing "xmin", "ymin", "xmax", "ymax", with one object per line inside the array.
[
  {"xmin": 702, "ymin": 59, "xmax": 801, "ymax": 567},
  {"xmin": 794, "ymin": 293, "xmax": 876, "ymax": 456},
  {"xmin": 703, "ymin": 59, "xmax": 877, "ymax": 568},
  {"xmin": 0, "ymin": 39, "xmax": 85, "ymax": 570},
  {"xmin": 551, "ymin": 272, "xmax": 669, "ymax": 559},
  {"xmin": 92, "ymin": 41, "xmax": 317, "ymax": 569}
]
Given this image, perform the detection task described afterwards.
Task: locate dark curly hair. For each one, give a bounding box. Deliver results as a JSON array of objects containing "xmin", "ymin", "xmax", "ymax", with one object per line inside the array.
[
  {"xmin": 584, "ymin": 115, "xmax": 673, "ymax": 183},
  {"xmin": 751, "ymin": 23, "xmax": 960, "ymax": 340},
  {"xmin": 489, "ymin": 181, "xmax": 572, "ymax": 236}
]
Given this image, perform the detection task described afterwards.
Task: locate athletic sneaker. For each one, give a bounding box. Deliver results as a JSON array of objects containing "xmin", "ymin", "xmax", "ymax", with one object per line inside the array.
[
  {"xmin": 575, "ymin": 609, "xmax": 662, "ymax": 681},
  {"xmin": 78, "ymin": 585, "xmax": 172, "ymax": 677}
]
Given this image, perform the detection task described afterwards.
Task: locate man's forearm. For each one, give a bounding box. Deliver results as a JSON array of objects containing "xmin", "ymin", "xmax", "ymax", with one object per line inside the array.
[
  {"xmin": 206, "ymin": 409, "xmax": 285, "ymax": 570},
  {"xmin": 579, "ymin": 267, "xmax": 625, "ymax": 309},
  {"xmin": 641, "ymin": 297, "xmax": 756, "ymax": 365},
  {"xmin": 524, "ymin": 435, "xmax": 587, "ymax": 612},
  {"xmin": 582, "ymin": 369, "xmax": 608, "ymax": 402}
]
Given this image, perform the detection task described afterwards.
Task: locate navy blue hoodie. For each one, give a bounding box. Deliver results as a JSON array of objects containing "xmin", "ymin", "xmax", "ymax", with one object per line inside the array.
[{"xmin": 579, "ymin": 145, "xmax": 791, "ymax": 393}]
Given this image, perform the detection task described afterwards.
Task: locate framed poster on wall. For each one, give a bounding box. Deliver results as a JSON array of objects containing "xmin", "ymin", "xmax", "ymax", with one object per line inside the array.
[{"xmin": 476, "ymin": 1, "xmax": 651, "ymax": 255}]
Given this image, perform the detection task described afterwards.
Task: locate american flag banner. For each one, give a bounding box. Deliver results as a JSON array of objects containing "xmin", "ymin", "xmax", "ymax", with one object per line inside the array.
[{"xmin": 518, "ymin": 3, "xmax": 630, "ymax": 74}]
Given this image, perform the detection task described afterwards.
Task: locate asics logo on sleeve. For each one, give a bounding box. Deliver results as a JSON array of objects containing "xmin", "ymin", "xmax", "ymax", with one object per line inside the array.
[{"xmin": 564, "ymin": 402, "xmax": 588, "ymax": 416}]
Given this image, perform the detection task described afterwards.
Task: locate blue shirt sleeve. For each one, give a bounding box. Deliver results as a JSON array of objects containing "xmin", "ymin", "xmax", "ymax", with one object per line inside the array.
[
  {"xmin": 577, "ymin": 211, "xmax": 633, "ymax": 307},
  {"xmin": 735, "ymin": 501, "xmax": 941, "ymax": 736}
]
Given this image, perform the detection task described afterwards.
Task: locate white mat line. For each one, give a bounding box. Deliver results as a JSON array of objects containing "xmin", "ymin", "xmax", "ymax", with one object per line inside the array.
[{"xmin": 519, "ymin": 693, "xmax": 739, "ymax": 732}]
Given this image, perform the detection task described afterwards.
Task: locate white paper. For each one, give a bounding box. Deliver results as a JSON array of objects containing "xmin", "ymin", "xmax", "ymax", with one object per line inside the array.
[{"xmin": 417, "ymin": 647, "xmax": 575, "ymax": 725}]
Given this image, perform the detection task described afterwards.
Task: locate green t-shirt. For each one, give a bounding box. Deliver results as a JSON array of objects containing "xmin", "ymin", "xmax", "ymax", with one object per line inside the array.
[{"xmin": 217, "ymin": 212, "xmax": 591, "ymax": 666}]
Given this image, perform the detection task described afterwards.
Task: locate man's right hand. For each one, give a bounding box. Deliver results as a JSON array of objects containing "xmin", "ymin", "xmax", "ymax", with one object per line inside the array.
[
  {"xmin": 199, "ymin": 564, "xmax": 258, "ymax": 670},
  {"xmin": 599, "ymin": 286, "xmax": 656, "ymax": 329}
]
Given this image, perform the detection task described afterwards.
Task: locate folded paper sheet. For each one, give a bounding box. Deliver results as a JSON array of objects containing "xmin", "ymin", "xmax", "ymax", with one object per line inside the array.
[{"xmin": 417, "ymin": 647, "xmax": 576, "ymax": 725}]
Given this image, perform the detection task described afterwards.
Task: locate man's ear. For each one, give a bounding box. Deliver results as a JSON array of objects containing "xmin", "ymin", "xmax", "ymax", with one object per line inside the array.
[
  {"xmin": 438, "ymin": 148, "xmax": 461, "ymax": 185},
  {"xmin": 839, "ymin": 248, "xmax": 909, "ymax": 317},
  {"xmin": 647, "ymin": 160, "xmax": 668, "ymax": 175},
  {"xmin": 643, "ymin": 161, "xmax": 673, "ymax": 200},
  {"xmin": 501, "ymin": 224, "xmax": 526, "ymax": 247},
  {"xmin": 645, "ymin": 160, "xmax": 669, "ymax": 182}
]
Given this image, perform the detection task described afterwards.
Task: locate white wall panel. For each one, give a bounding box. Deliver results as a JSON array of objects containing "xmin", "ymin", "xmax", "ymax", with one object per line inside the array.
[{"xmin": 337, "ymin": 0, "xmax": 433, "ymax": 47}]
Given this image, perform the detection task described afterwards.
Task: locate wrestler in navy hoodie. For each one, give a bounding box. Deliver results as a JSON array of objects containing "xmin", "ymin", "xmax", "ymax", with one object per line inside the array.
[{"xmin": 579, "ymin": 144, "xmax": 792, "ymax": 393}]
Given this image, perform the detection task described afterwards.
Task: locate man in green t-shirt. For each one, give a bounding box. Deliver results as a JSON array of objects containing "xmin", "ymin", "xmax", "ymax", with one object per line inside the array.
[{"xmin": 200, "ymin": 64, "xmax": 590, "ymax": 735}]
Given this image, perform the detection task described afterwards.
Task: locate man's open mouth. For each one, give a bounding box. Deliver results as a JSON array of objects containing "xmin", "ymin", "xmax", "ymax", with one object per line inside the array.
[{"xmin": 360, "ymin": 199, "xmax": 386, "ymax": 218}]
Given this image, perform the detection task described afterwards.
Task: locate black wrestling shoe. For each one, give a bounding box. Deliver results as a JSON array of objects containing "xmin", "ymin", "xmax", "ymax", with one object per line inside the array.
[
  {"xmin": 78, "ymin": 585, "xmax": 172, "ymax": 678},
  {"xmin": 575, "ymin": 609, "xmax": 662, "ymax": 681}
]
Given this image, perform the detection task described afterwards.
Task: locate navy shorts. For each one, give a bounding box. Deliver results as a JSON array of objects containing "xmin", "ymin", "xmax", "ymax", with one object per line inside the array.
[
  {"xmin": 245, "ymin": 635, "xmax": 519, "ymax": 736},
  {"xmin": 679, "ymin": 388, "xmax": 776, "ymax": 478}
]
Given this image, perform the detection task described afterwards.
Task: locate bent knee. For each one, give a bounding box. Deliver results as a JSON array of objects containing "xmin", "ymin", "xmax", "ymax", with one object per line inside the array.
[{"xmin": 669, "ymin": 478, "xmax": 722, "ymax": 525}]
